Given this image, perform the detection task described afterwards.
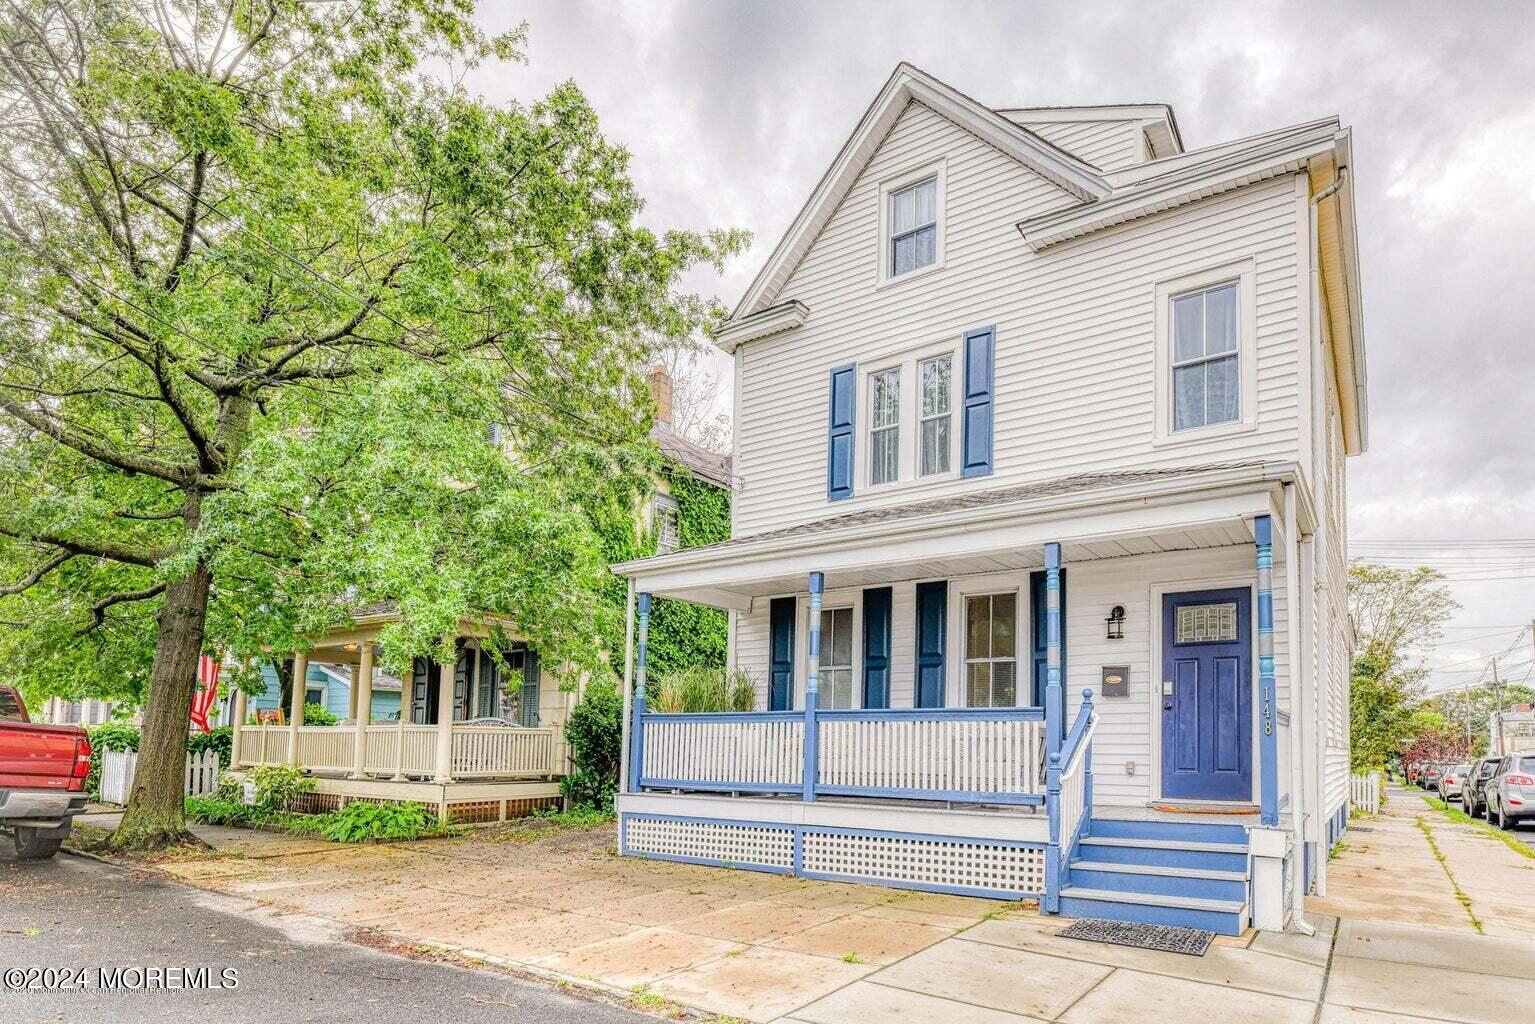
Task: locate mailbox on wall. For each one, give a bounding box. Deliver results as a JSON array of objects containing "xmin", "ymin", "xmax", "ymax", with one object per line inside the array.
[{"xmin": 1100, "ymin": 666, "xmax": 1130, "ymax": 697}]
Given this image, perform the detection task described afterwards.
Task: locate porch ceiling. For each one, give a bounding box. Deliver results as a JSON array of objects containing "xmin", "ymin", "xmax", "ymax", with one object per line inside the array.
[{"xmin": 622, "ymin": 464, "xmax": 1301, "ymax": 608}]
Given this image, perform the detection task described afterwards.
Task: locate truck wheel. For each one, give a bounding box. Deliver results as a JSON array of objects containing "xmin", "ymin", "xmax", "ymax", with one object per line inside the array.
[{"xmin": 13, "ymin": 826, "xmax": 67, "ymax": 860}]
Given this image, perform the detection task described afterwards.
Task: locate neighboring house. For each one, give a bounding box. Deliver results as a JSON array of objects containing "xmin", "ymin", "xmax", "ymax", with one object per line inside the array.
[
  {"xmin": 235, "ymin": 662, "xmax": 404, "ymax": 723},
  {"xmin": 37, "ymin": 697, "xmax": 122, "ymax": 726},
  {"xmin": 227, "ymin": 367, "xmax": 733, "ymax": 822},
  {"xmin": 613, "ymin": 65, "xmax": 1365, "ymax": 936},
  {"xmin": 1490, "ymin": 704, "xmax": 1535, "ymax": 755}
]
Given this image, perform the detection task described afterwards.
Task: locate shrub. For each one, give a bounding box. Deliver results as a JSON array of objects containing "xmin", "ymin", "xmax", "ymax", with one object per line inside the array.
[
  {"xmin": 561, "ymin": 676, "xmax": 623, "ymax": 811},
  {"xmin": 187, "ymin": 725, "xmax": 233, "ymax": 768},
  {"xmin": 85, "ymin": 721, "xmax": 140, "ymax": 798},
  {"xmin": 650, "ymin": 667, "xmax": 756, "ymax": 713},
  {"xmin": 302, "ymin": 702, "xmax": 340, "ymax": 726},
  {"xmin": 247, "ymin": 764, "xmax": 315, "ymax": 811},
  {"xmin": 185, "ymin": 796, "xmax": 264, "ymax": 828},
  {"xmin": 319, "ymin": 801, "xmax": 437, "ymax": 842}
]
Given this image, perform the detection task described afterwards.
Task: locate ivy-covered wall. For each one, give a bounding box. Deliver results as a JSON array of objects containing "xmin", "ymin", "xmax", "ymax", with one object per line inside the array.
[{"xmin": 596, "ymin": 468, "xmax": 731, "ymax": 678}]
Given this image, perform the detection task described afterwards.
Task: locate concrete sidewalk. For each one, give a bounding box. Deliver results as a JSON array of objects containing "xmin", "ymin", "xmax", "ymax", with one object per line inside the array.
[{"xmin": 76, "ymin": 795, "xmax": 1535, "ymax": 1023}]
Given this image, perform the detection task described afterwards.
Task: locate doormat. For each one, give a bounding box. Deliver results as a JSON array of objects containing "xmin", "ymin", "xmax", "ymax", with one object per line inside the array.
[
  {"xmin": 1348, "ymin": 826, "xmax": 1374, "ymax": 832},
  {"xmin": 1058, "ymin": 918, "xmax": 1215, "ymax": 956},
  {"xmin": 1148, "ymin": 804, "xmax": 1258, "ymax": 816}
]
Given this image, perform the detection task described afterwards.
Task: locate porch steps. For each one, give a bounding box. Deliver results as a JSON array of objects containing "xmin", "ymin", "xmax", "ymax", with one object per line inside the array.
[{"xmin": 1060, "ymin": 817, "xmax": 1250, "ymax": 936}]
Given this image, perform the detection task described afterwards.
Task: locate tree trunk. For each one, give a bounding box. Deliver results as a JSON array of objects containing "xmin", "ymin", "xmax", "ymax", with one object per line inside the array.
[
  {"xmin": 111, "ymin": 393, "xmax": 253, "ymax": 850},
  {"xmin": 109, "ymin": 561, "xmax": 211, "ymax": 850},
  {"xmin": 275, "ymin": 657, "xmax": 294, "ymax": 716}
]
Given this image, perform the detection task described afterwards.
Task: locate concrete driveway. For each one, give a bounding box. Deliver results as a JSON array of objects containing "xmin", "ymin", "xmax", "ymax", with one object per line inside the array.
[{"xmin": 72, "ymin": 788, "xmax": 1535, "ymax": 1023}]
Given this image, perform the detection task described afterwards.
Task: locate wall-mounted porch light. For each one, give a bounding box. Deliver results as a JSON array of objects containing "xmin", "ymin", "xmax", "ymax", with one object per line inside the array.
[{"xmin": 1105, "ymin": 605, "xmax": 1126, "ymax": 640}]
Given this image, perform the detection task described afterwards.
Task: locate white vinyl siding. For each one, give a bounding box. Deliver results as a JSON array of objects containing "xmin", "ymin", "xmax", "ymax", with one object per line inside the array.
[
  {"xmin": 733, "ymin": 101, "xmax": 1303, "ymax": 537},
  {"xmin": 1006, "ymin": 118, "xmax": 1146, "ymax": 171}
]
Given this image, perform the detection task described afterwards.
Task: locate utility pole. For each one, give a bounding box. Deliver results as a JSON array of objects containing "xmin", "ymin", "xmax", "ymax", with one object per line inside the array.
[{"xmin": 1491, "ymin": 658, "xmax": 1506, "ymax": 757}]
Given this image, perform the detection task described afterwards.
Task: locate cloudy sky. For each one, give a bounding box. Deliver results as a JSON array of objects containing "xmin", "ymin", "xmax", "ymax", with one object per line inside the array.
[{"xmin": 467, "ymin": 1, "xmax": 1535, "ymax": 692}]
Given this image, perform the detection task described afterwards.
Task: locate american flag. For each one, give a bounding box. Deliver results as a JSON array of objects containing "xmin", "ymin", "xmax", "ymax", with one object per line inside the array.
[{"xmin": 189, "ymin": 654, "xmax": 220, "ymax": 733}]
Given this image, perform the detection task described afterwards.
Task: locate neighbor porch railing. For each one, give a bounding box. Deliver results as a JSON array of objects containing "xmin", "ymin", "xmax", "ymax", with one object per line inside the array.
[
  {"xmin": 1044, "ymin": 691, "xmax": 1097, "ymax": 913},
  {"xmin": 237, "ymin": 722, "xmax": 559, "ymax": 781},
  {"xmin": 633, "ymin": 706, "xmax": 1046, "ymax": 805}
]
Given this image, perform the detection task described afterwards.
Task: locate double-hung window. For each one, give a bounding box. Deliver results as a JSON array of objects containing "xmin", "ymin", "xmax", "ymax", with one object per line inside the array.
[
  {"xmin": 869, "ymin": 368, "xmax": 901, "ymax": 486},
  {"xmin": 964, "ymin": 593, "xmax": 1018, "ymax": 707},
  {"xmin": 819, "ymin": 606, "xmax": 855, "ymax": 709},
  {"xmin": 889, "ymin": 177, "xmax": 938, "ymax": 277},
  {"xmin": 1171, "ymin": 281, "xmax": 1240, "ymax": 432},
  {"xmin": 919, "ymin": 355, "xmax": 952, "ymax": 476}
]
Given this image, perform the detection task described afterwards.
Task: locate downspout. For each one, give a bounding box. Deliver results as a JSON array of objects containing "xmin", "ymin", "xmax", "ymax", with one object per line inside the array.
[
  {"xmin": 1309, "ymin": 165, "xmax": 1347, "ymax": 900},
  {"xmin": 1283, "ymin": 482, "xmax": 1314, "ymax": 935}
]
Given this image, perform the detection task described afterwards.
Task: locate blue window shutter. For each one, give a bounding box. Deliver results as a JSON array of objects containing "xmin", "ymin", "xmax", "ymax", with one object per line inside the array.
[
  {"xmin": 769, "ymin": 597, "xmax": 796, "ymax": 711},
  {"xmin": 520, "ymin": 649, "xmax": 541, "ymax": 727},
  {"xmin": 827, "ymin": 363, "xmax": 857, "ymax": 500},
  {"xmin": 862, "ymin": 587, "xmax": 892, "ymax": 709},
  {"xmin": 915, "ymin": 581, "xmax": 947, "ymax": 708},
  {"xmin": 1029, "ymin": 569, "xmax": 1066, "ymax": 707},
  {"xmin": 961, "ymin": 326, "xmax": 995, "ymax": 477}
]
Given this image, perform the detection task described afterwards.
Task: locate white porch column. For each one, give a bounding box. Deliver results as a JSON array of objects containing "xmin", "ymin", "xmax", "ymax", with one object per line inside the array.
[
  {"xmin": 286, "ymin": 650, "xmax": 308, "ymax": 764},
  {"xmin": 347, "ymin": 662, "xmax": 360, "ymax": 721},
  {"xmin": 433, "ymin": 656, "xmax": 454, "ymax": 783},
  {"xmin": 230, "ymin": 686, "xmax": 248, "ymax": 766},
  {"xmin": 349, "ymin": 644, "xmax": 375, "ymax": 779}
]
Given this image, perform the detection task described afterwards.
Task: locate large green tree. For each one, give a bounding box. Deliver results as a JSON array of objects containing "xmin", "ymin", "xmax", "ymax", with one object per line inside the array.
[
  {"xmin": 0, "ymin": 1, "xmax": 742, "ymax": 848},
  {"xmin": 1346, "ymin": 563, "xmax": 1458, "ymax": 770}
]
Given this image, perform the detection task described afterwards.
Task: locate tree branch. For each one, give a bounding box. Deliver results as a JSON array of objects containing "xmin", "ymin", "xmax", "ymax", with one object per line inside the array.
[
  {"xmin": 0, "ymin": 390, "xmax": 195, "ymax": 486},
  {"xmin": 0, "ymin": 524, "xmax": 166, "ymax": 569},
  {"xmin": 0, "ymin": 548, "xmax": 74, "ymax": 596},
  {"xmin": 77, "ymin": 581, "xmax": 168, "ymax": 636}
]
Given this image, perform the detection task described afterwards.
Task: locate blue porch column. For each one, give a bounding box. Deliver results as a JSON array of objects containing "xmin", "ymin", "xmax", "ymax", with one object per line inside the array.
[
  {"xmin": 1044, "ymin": 543, "xmax": 1064, "ymax": 756},
  {"xmin": 1255, "ymin": 517, "xmax": 1280, "ymax": 826},
  {"xmin": 627, "ymin": 592, "xmax": 653, "ymax": 794},
  {"xmin": 802, "ymin": 572, "xmax": 824, "ymax": 802}
]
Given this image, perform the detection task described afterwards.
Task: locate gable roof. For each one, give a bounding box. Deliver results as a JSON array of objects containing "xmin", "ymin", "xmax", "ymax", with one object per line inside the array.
[
  {"xmin": 998, "ymin": 104, "xmax": 1184, "ymax": 160},
  {"xmin": 731, "ymin": 63, "xmax": 1111, "ymax": 321},
  {"xmin": 654, "ymin": 423, "xmax": 733, "ymax": 489}
]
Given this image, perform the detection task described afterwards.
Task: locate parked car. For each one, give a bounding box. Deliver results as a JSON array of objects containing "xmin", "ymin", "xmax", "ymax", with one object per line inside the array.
[
  {"xmin": 1407, "ymin": 762, "xmax": 1423, "ymax": 786},
  {"xmin": 1486, "ymin": 752, "xmax": 1535, "ymax": 830},
  {"xmin": 1423, "ymin": 762, "xmax": 1445, "ymax": 792},
  {"xmin": 1439, "ymin": 763, "xmax": 1472, "ymax": 800},
  {"xmin": 1462, "ymin": 758, "xmax": 1500, "ymax": 817},
  {"xmin": 0, "ymin": 685, "xmax": 92, "ymax": 858}
]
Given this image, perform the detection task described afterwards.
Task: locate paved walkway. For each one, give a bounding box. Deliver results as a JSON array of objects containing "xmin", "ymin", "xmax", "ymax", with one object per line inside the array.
[{"xmin": 73, "ymin": 794, "xmax": 1535, "ymax": 1023}]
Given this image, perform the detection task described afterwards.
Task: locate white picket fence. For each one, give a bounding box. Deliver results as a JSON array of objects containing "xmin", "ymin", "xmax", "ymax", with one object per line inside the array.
[
  {"xmin": 99, "ymin": 749, "xmax": 220, "ymax": 806},
  {"xmin": 1350, "ymin": 770, "xmax": 1382, "ymax": 815}
]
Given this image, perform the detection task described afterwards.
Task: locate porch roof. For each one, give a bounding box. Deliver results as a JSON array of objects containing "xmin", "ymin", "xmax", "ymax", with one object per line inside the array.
[{"xmin": 614, "ymin": 461, "xmax": 1309, "ymax": 608}]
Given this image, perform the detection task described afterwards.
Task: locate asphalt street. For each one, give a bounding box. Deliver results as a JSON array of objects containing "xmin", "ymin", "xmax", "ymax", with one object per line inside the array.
[{"xmin": 0, "ymin": 842, "xmax": 650, "ymax": 1024}]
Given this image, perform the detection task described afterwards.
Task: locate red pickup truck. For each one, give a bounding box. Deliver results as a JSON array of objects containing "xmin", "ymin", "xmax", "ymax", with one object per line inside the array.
[{"xmin": 0, "ymin": 685, "xmax": 92, "ymax": 859}]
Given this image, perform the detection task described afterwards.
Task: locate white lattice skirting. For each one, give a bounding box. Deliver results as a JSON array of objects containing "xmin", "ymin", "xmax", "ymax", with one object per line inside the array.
[{"xmin": 621, "ymin": 814, "xmax": 1044, "ymax": 899}]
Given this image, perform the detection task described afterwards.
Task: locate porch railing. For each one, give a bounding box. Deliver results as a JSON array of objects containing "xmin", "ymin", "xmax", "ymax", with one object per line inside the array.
[
  {"xmin": 1044, "ymin": 691, "xmax": 1096, "ymax": 913},
  {"xmin": 237, "ymin": 723, "xmax": 559, "ymax": 780},
  {"xmin": 635, "ymin": 706, "xmax": 1045, "ymax": 805}
]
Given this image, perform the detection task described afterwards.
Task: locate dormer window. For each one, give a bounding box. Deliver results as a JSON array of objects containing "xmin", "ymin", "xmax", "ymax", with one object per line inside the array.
[{"xmin": 889, "ymin": 178, "xmax": 937, "ymax": 276}]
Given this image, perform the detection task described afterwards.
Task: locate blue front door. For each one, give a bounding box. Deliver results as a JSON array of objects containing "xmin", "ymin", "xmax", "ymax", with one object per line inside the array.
[{"xmin": 1161, "ymin": 588, "xmax": 1252, "ymax": 802}]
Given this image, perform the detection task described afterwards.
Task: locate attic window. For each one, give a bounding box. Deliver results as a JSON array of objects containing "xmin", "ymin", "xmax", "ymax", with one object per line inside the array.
[
  {"xmin": 653, "ymin": 494, "xmax": 680, "ymax": 553},
  {"xmin": 889, "ymin": 177, "xmax": 938, "ymax": 277}
]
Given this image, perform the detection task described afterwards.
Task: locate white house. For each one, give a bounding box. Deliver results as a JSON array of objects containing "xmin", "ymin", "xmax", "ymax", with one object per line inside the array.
[{"xmin": 612, "ymin": 65, "xmax": 1365, "ymax": 935}]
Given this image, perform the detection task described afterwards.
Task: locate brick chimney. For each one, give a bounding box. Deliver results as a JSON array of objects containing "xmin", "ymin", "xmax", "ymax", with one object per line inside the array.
[{"xmin": 648, "ymin": 364, "xmax": 673, "ymax": 429}]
